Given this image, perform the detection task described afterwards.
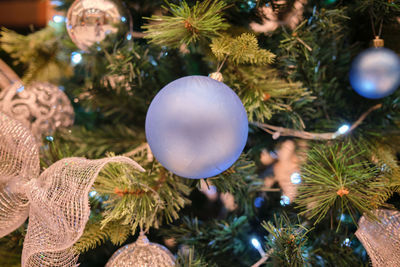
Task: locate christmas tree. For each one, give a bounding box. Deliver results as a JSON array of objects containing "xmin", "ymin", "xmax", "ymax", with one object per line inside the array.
[{"xmin": 1, "ymin": 0, "xmax": 400, "ymax": 266}]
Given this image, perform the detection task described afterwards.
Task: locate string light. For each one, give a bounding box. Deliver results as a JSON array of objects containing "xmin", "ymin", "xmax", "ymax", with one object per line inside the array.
[
  {"xmin": 280, "ymin": 195, "xmax": 290, "ymax": 206},
  {"xmin": 71, "ymin": 52, "xmax": 82, "ymax": 65},
  {"xmin": 52, "ymin": 15, "xmax": 65, "ymax": 23},
  {"xmin": 254, "ymin": 197, "xmax": 264, "ymax": 208},
  {"xmin": 337, "ymin": 124, "xmax": 350, "ymax": 135},
  {"xmin": 251, "ymin": 238, "xmax": 265, "ymax": 257},
  {"xmin": 51, "ymin": 0, "xmax": 63, "ymax": 6},
  {"xmin": 290, "ymin": 172, "xmax": 301, "ymax": 184}
]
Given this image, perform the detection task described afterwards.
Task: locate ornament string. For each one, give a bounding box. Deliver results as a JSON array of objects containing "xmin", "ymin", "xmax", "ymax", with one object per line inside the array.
[
  {"xmin": 369, "ymin": 9, "xmax": 384, "ymax": 38},
  {"xmin": 252, "ymin": 104, "xmax": 382, "ymax": 140}
]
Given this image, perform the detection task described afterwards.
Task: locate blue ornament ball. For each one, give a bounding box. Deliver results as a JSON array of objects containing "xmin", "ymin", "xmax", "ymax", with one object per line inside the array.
[
  {"xmin": 145, "ymin": 76, "xmax": 248, "ymax": 179},
  {"xmin": 350, "ymin": 47, "xmax": 400, "ymax": 99}
]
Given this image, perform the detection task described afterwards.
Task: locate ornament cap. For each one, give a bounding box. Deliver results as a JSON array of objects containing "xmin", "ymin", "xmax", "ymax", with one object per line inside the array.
[
  {"xmin": 136, "ymin": 232, "xmax": 150, "ymax": 246},
  {"xmin": 209, "ymin": 72, "xmax": 224, "ymax": 82},
  {"xmin": 372, "ymin": 36, "xmax": 384, "ymax": 48}
]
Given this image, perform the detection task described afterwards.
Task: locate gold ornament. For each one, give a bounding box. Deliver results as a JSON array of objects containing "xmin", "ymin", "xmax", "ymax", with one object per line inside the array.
[
  {"xmin": 0, "ymin": 81, "xmax": 74, "ymax": 141},
  {"xmin": 66, "ymin": 0, "xmax": 132, "ymax": 51},
  {"xmin": 355, "ymin": 209, "xmax": 400, "ymax": 267},
  {"xmin": 372, "ymin": 36, "xmax": 384, "ymax": 48},
  {"xmin": 0, "ymin": 111, "xmax": 145, "ymax": 267},
  {"xmin": 106, "ymin": 232, "xmax": 176, "ymax": 267},
  {"xmin": 209, "ymin": 72, "xmax": 224, "ymax": 82}
]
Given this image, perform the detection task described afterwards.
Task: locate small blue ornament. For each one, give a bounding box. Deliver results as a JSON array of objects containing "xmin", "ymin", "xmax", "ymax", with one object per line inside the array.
[
  {"xmin": 145, "ymin": 76, "xmax": 248, "ymax": 179},
  {"xmin": 350, "ymin": 47, "xmax": 400, "ymax": 99}
]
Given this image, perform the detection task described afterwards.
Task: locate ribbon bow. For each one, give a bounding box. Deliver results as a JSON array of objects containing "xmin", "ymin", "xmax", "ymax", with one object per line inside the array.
[
  {"xmin": 0, "ymin": 111, "xmax": 145, "ymax": 267},
  {"xmin": 355, "ymin": 209, "xmax": 400, "ymax": 267}
]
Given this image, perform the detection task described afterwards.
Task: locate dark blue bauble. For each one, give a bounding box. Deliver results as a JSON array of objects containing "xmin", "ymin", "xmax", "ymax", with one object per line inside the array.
[
  {"xmin": 145, "ymin": 76, "xmax": 248, "ymax": 179},
  {"xmin": 350, "ymin": 47, "xmax": 400, "ymax": 99}
]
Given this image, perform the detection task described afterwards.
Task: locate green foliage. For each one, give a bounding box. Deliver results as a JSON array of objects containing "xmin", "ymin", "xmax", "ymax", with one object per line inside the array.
[
  {"xmin": 143, "ymin": 0, "xmax": 229, "ymax": 47},
  {"xmin": 0, "ymin": 227, "xmax": 24, "ymax": 267},
  {"xmin": 94, "ymin": 150, "xmax": 192, "ymax": 232},
  {"xmin": 56, "ymin": 125, "xmax": 145, "ymax": 158},
  {"xmin": 308, "ymin": 231, "xmax": 366, "ymax": 267},
  {"xmin": 0, "ymin": 25, "xmax": 72, "ymax": 83},
  {"xmin": 356, "ymin": 0, "xmax": 400, "ymax": 17},
  {"xmin": 161, "ymin": 216, "xmax": 254, "ymax": 266},
  {"xmin": 81, "ymin": 43, "xmax": 160, "ymax": 124},
  {"xmin": 278, "ymin": 8, "xmax": 353, "ymax": 119},
  {"xmin": 73, "ymin": 220, "xmax": 131, "ymax": 253},
  {"xmin": 296, "ymin": 140, "xmax": 392, "ymax": 227},
  {"xmin": 223, "ymin": 64, "xmax": 314, "ymax": 123},
  {"xmin": 262, "ymin": 213, "xmax": 311, "ymax": 267},
  {"xmin": 176, "ymin": 247, "xmax": 217, "ymax": 267},
  {"xmin": 211, "ymin": 33, "xmax": 275, "ymax": 65},
  {"xmin": 205, "ymin": 154, "xmax": 263, "ymax": 216},
  {"xmin": 40, "ymin": 137, "xmax": 74, "ymax": 168}
]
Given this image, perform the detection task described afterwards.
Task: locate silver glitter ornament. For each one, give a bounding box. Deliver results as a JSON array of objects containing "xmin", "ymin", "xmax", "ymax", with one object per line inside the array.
[
  {"xmin": 355, "ymin": 209, "xmax": 400, "ymax": 267},
  {"xmin": 106, "ymin": 232, "xmax": 176, "ymax": 267},
  {"xmin": 66, "ymin": 0, "xmax": 132, "ymax": 51},
  {"xmin": 0, "ymin": 81, "xmax": 74, "ymax": 141}
]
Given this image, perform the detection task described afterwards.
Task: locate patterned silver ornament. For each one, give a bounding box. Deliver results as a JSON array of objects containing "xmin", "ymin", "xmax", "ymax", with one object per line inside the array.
[
  {"xmin": 106, "ymin": 233, "xmax": 176, "ymax": 267},
  {"xmin": 66, "ymin": 0, "xmax": 132, "ymax": 51},
  {"xmin": 355, "ymin": 209, "xmax": 400, "ymax": 267},
  {"xmin": 0, "ymin": 81, "xmax": 74, "ymax": 141}
]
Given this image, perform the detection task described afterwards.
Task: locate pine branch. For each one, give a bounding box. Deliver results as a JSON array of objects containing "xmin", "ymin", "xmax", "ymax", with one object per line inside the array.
[
  {"xmin": 204, "ymin": 154, "xmax": 263, "ymax": 216},
  {"xmin": 143, "ymin": 0, "xmax": 229, "ymax": 47},
  {"xmin": 95, "ymin": 151, "xmax": 192, "ymax": 232},
  {"xmin": 40, "ymin": 137, "xmax": 75, "ymax": 168},
  {"xmin": 295, "ymin": 140, "xmax": 393, "ymax": 228},
  {"xmin": 261, "ymin": 213, "xmax": 311, "ymax": 267},
  {"xmin": 56, "ymin": 125, "xmax": 145, "ymax": 158},
  {"xmin": 211, "ymin": 33, "xmax": 275, "ymax": 65},
  {"xmin": 0, "ymin": 26, "xmax": 72, "ymax": 83},
  {"xmin": 223, "ymin": 64, "xmax": 314, "ymax": 122},
  {"xmin": 176, "ymin": 247, "xmax": 217, "ymax": 267},
  {"xmin": 161, "ymin": 216, "xmax": 253, "ymax": 266},
  {"xmin": 73, "ymin": 221, "xmax": 111, "ymax": 253},
  {"xmin": 253, "ymin": 104, "xmax": 382, "ymax": 140},
  {"xmin": 73, "ymin": 220, "xmax": 131, "ymax": 253},
  {"xmin": 308, "ymin": 230, "xmax": 366, "ymax": 266},
  {"xmin": 0, "ymin": 226, "xmax": 25, "ymax": 267},
  {"xmin": 278, "ymin": 8, "xmax": 354, "ymax": 117}
]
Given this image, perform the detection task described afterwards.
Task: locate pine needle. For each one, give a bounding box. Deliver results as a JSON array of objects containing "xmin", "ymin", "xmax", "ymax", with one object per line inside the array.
[{"xmin": 143, "ymin": 0, "xmax": 229, "ymax": 47}]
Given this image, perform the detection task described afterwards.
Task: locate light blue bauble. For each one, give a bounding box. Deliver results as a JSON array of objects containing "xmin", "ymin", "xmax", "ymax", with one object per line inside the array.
[
  {"xmin": 145, "ymin": 76, "xmax": 248, "ymax": 179},
  {"xmin": 350, "ymin": 47, "xmax": 400, "ymax": 99}
]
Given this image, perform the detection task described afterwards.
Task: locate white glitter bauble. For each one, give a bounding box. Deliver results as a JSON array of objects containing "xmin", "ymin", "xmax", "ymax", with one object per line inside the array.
[
  {"xmin": 0, "ymin": 82, "xmax": 74, "ymax": 141},
  {"xmin": 106, "ymin": 233, "xmax": 175, "ymax": 267},
  {"xmin": 66, "ymin": 0, "xmax": 131, "ymax": 51}
]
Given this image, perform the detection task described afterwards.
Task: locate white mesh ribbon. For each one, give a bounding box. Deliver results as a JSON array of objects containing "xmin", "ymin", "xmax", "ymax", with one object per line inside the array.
[
  {"xmin": 0, "ymin": 111, "xmax": 145, "ymax": 267},
  {"xmin": 355, "ymin": 209, "xmax": 400, "ymax": 267}
]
